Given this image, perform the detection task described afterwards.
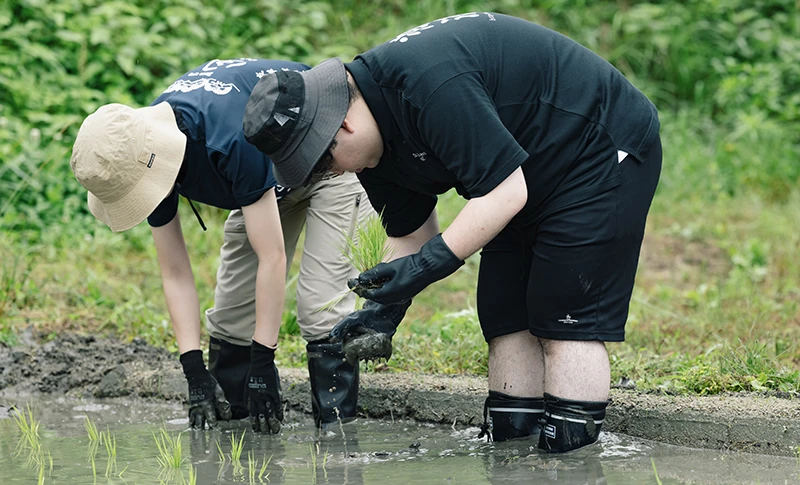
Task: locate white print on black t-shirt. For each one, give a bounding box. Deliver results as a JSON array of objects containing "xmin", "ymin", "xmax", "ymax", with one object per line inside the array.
[{"xmin": 389, "ymin": 12, "xmax": 494, "ymax": 44}]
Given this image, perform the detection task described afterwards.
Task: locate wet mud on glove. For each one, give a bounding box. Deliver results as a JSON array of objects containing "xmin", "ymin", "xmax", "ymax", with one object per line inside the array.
[
  {"xmin": 247, "ymin": 341, "xmax": 284, "ymax": 434},
  {"xmin": 329, "ymin": 299, "xmax": 412, "ymax": 364},
  {"xmin": 347, "ymin": 234, "xmax": 464, "ymax": 306},
  {"xmin": 180, "ymin": 350, "xmax": 232, "ymax": 429}
]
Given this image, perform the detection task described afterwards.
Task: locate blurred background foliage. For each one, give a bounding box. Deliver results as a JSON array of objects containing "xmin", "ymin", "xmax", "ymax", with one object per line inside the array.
[
  {"xmin": 1, "ymin": 0, "xmax": 798, "ymax": 238},
  {"xmin": 1, "ymin": 0, "xmax": 799, "ymax": 392}
]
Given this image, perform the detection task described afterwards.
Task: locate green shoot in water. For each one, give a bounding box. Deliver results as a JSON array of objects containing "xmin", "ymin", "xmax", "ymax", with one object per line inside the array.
[
  {"xmin": 153, "ymin": 427, "xmax": 184, "ymax": 469},
  {"xmin": 216, "ymin": 439, "xmax": 226, "ymax": 463},
  {"xmin": 11, "ymin": 404, "xmax": 41, "ymax": 454},
  {"xmin": 229, "ymin": 429, "xmax": 246, "ymax": 462},
  {"xmin": 103, "ymin": 427, "xmax": 118, "ymax": 476},
  {"xmin": 188, "ymin": 463, "xmax": 198, "ymax": 485},
  {"xmin": 84, "ymin": 416, "xmax": 101, "ymax": 442}
]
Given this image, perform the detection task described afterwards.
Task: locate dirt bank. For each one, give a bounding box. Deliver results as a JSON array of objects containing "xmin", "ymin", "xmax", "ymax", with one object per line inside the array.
[{"xmin": 1, "ymin": 334, "xmax": 798, "ymax": 456}]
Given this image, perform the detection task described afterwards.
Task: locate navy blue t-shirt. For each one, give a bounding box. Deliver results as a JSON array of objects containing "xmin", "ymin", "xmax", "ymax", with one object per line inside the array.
[
  {"xmin": 348, "ymin": 13, "xmax": 660, "ymax": 237},
  {"xmin": 147, "ymin": 58, "xmax": 308, "ymax": 227}
]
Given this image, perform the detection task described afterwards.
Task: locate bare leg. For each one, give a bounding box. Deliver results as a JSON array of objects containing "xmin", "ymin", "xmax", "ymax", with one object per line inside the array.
[
  {"xmin": 541, "ymin": 339, "xmax": 610, "ymax": 401},
  {"xmin": 488, "ymin": 330, "xmax": 544, "ymax": 396}
]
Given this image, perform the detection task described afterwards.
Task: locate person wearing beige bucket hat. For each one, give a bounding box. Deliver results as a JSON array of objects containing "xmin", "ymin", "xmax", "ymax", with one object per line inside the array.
[
  {"xmin": 71, "ymin": 58, "xmax": 372, "ymax": 433},
  {"xmin": 243, "ymin": 14, "xmax": 662, "ymax": 453}
]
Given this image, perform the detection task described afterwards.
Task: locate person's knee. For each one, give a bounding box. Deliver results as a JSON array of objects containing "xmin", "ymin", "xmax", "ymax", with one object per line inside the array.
[{"xmin": 538, "ymin": 393, "xmax": 609, "ymax": 453}]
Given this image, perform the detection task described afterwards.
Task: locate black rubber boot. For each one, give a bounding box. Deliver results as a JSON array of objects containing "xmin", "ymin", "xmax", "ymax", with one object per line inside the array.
[
  {"xmin": 478, "ymin": 390, "xmax": 544, "ymax": 442},
  {"xmin": 307, "ymin": 339, "xmax": 359, "ymax": 428},
  {"xmin": 538, "ymin": 393, "xmax": 609, "ymax": 453},
  {"xmin": 208, "ymin": 336, "xmax": 251, "ymax": 420}
]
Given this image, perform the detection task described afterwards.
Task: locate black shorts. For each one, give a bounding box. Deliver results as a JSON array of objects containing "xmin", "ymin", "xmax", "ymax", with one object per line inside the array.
[{"xmin": 476, "ymin": 137, "xmax": 662, "ymax": 342}]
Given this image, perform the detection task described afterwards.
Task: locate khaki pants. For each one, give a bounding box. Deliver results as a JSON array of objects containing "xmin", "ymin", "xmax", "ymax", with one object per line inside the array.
[{"xmin": 205, "ymin": 173, "xmax": 373, "ymax": 345}]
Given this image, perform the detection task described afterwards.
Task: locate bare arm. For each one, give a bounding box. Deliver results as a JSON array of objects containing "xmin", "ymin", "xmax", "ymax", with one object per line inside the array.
[
  {"xmin": 442, "ymin": 166, "xmax": 528, "ymax": 260},
  {"xmin": 385, "ymin": 208, "xmax": 440, "ymax": 261},
  {"xmin": 151, "ymin": 213, "xmax": 201, "ymax": 354},
  {"xmin": 240, "ymin": 189, "xmax": 286, "ymax": 348}
]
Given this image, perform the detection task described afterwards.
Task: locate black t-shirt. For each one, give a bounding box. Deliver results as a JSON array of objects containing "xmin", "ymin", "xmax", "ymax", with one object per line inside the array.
[
  {"xmin": 147, "ymin": 58, "xmax": 308, "ymax": 227},
  {"xmin": 347, "ymin": 13, "xmax": 660, "ymax": 237}
]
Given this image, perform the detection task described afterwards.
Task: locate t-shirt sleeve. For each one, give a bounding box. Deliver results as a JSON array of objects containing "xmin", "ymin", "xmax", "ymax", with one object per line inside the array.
[
  {"xmin": 147, "ymin": 187, "xmax": 179, "ymax": 227},
  {"xmin": 418, "ymin": 72, "xmax": 529, "ymax": 198},
  {"xmin": 219, "ymin": 130, "xmax": 278, "ymax": 207},
  {"xmin": 357, "ymin": 168, "xmax": 437, "ymax": 238}
]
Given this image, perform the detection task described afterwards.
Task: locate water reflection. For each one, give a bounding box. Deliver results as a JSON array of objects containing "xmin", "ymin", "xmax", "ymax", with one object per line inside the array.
[{"xmin": 0, "ymin": 398, "xmax": 797, "ymax": 484}]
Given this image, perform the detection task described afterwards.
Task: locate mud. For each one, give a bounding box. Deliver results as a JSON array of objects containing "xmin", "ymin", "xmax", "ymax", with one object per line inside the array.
[{"xmin": 1, "ymin": 334, "xmax": 798, "ymax": 456}]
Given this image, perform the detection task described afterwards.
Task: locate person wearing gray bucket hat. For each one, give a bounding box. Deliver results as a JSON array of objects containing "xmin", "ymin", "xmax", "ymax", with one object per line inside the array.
[
  {"xmin": 244, "ymin": 13, "xmax": 662, "ymax": 453},
  {"xmin": 71, "ymin": 58, "xmax": 371, "ymax": 432}
]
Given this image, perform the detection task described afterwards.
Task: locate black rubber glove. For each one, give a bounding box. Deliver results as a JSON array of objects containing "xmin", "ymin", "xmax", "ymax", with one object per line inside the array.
[
  {"xmin": 329, "ymin": 299, "xmax": 412, "ymax": 363},
  {"xmin": 247, "ymin": 341, "xmax": 283, "ymax": 434},
  {"xmin": 348, "ymin": 234, "xmax": 464, "ymax": 305},
  {"xmin": 180, "ymin": 350, "xmax": 232, "ymax": 429}
]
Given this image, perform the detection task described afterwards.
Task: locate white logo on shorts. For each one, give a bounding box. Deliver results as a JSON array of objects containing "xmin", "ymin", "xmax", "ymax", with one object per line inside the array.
[
  {"xmin": 544, "ymin": 424, "xmax": 556, "ymax": 439},
  {"xmin": 558, "ymin": 314, "xmax": 579, "ymax": 324}
]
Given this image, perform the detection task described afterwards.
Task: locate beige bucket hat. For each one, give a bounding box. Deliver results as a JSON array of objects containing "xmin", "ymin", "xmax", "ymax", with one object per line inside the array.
[{"xmin": 70, "ymin": 102, "xmax": 186, "ymax": 232}]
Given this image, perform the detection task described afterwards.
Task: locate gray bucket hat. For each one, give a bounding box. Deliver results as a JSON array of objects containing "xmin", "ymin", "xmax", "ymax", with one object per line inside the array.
[{"xmin": 243, "ymin": 58, "xmax": 349, "ymax": 188}]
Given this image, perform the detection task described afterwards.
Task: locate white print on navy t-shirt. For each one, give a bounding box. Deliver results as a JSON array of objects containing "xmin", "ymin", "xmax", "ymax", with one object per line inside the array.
[
  {"xmin": 389, "ymin": 12, "xmax": 495, "ymax": 44},
  {"xmin": 163, "ymin": 78, "xmax": 241, "ymax": 96},
  {"xmin": 256, "ymin": 67, "xmax": 303, "ymax": 79},
  {"xmin": 186, "ymin": 58, "xmax": 259, "ymax": 78}
]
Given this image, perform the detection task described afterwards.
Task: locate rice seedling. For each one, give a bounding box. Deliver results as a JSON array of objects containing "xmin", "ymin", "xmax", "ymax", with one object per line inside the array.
[
  {"xmin": 651, "ymin": 458, "xmax": 663, "ymax": 485},
  {"xmin": 229, "ymin": 430, "xmax": 246, "ymax": 462},
  {"xmin": 247, "ymin": 451, "xmax": 257, "ymax": 483},
  {"xmin": 215, "ymin": 439, "xmax": 226, "ymax": 464},
  {"xmin": 310, "ymin": 443, "xmax": 317, "ymax": 485},
  {"xmin": 103, "ymin": 427, "xmax": 118, "ymax": 476},
  {"xmin": 260, "ymin": 454, "xmax": 272, "ymax": 481},
  {"xmin": 11, "ymin": 404, "xmax": 41, "ymax": 454},
  {"xmin": 153, "ymin": 427, "xmax": 184, "ymax": 469},
  {"xmin": 188, "ymin": 463, "xmax": 198, "ymax": 485},
  {"xmin": 342, "ymin": 213, "xmax": 392, "ymax": 273},
  {"xmin": 316, "ymin": 213, "xmax": 392, "ymax": 312},
  {"xmin": 321, "ymin": 447, "xmax": 329, "ymax": 482},
  {"xmin": 84, "ymin": 416, "xmax": 101, "ymax": 443}
]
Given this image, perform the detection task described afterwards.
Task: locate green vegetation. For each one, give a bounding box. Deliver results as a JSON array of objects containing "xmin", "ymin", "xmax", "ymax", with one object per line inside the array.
[
  {"xmin": 1, "ymin": 0, "xmax": 798, "ymax": 395},
  {"xmin": 153, "ymin": 427, "xmax": 185, "ymax": 469}
]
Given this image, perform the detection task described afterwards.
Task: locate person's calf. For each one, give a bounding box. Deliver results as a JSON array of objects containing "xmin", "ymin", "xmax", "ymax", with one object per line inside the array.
[
  {"xmin": 538, "ymin": 393, "xmax": 609, "ymax": 453},
  {"xmin": 478, "ymin": 391, "xmax": 544, "ymax": 442}
]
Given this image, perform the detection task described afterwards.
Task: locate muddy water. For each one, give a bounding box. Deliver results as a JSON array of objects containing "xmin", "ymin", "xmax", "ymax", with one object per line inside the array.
[{"xmin": 0, "ymin": 398, "xmax": 797, "ymax": 484}]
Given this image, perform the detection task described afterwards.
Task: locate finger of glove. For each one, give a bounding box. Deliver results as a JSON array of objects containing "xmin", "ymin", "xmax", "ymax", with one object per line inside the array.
[
  {"xmin": 189, "ymin": 408, "xmax": 205, "ymax": 429},
  {"xmin": 329, "ymin": 314, "xmax": 360, "ymax": 341},
  {"xmin": 202, "ymin": 401, "xmax": 218, "ymax": 429},
  {"xmin": 214, "ymin": 383, "xmax": 233, "ymax": 421},
  {"xmin": 268, "ymin": 416, "xmax": 281, "ymax": 434},
  {"xmin": 257, "ymin": 412, "xmax": 269, "ymax": 433},
  {"xmin": 349, "ymin": 264, "xmax": 393, "ymax": 293}
]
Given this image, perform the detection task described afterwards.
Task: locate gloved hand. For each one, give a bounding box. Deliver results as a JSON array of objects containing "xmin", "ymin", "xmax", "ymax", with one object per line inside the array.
[
  {"xmin": 246, "ymin": 340, "xmax": 283, "ymax": 434},
  {"xmin": 180, "ymin": 350, "xmax": 232, "ymax": 429},
  {"xmin": 329, "ymin": 299, "xmax": 412, "ymax": 363},
  {"xmin": 347, "ymin": 234, "xmax": 464, "ymax": 305}
]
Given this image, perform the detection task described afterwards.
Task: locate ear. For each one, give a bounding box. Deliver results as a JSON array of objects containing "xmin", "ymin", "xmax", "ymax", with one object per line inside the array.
[{"xmin": 341, "ymin": 117, "xmax": 356, "ymax": 134}]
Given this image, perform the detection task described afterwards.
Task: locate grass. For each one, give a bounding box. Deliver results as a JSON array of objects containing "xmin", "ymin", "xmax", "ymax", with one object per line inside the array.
[{"xmin": 1, "ymin": 112, "xmax": 799, "ymax": 396}]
